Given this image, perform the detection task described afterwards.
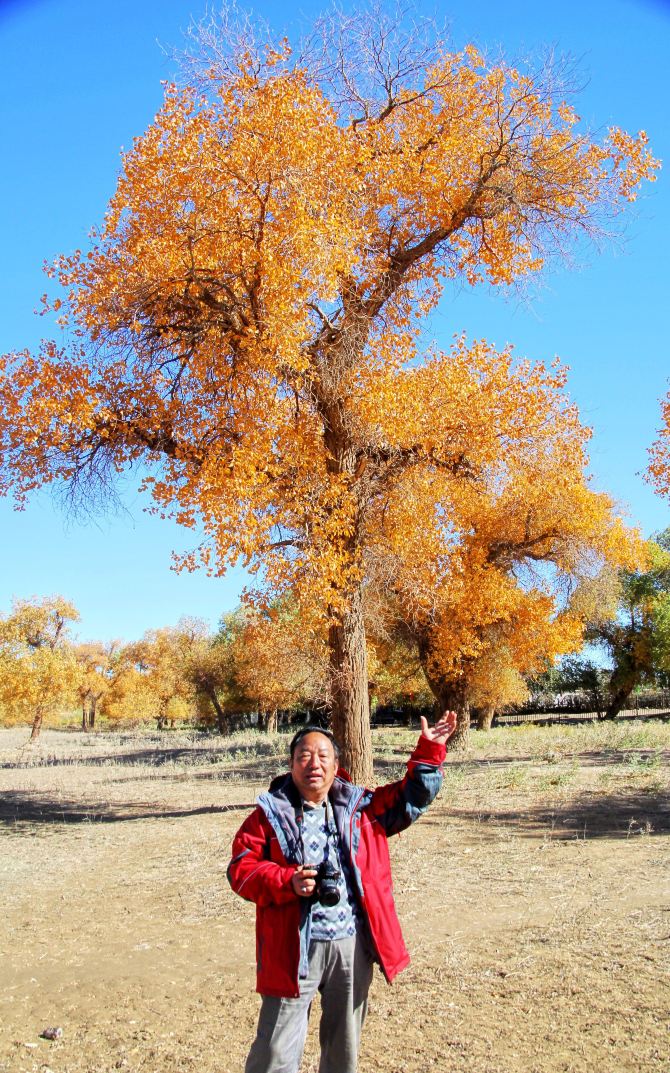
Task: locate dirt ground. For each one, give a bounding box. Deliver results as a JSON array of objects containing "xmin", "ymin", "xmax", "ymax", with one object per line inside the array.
[{"xmin": 0, "ymin": 722, "xmax": 668, "ymax": 1073}]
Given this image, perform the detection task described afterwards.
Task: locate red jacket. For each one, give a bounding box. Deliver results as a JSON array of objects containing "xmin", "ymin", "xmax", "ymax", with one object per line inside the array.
[{"xmin": 227, "ymin": 734, "xmax": 446, "ymax": 997}]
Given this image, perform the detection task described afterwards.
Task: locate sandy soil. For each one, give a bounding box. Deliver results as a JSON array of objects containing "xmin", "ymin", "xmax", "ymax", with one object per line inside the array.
[{"xmin": 0, "ymin": 725, "xmax": 668, "ymax": 1073}]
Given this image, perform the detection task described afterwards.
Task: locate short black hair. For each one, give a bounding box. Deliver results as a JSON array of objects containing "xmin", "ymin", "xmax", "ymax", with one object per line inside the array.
[{"xmin": 289, "ymin": 725, "xmax": 341, "ymax": 759}]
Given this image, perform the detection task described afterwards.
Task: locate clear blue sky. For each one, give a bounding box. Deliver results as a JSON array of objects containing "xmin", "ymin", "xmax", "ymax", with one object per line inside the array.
[{"xmin": 1, "ymin": 0, "xmax": 668, "ymax": 643}]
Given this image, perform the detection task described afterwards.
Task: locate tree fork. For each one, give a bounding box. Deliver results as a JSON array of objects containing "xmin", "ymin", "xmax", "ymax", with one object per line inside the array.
[
  {"xmin": 205, "ymin": 685, "xmax": 229, "ymax": 734},
  {"xmin": 605, "ymin": 674, "xmax": 637, "ymax": 719}
]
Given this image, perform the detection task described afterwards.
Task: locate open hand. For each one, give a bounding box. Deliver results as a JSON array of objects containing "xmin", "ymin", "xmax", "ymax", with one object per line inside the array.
[{"xmin": 420, "ymin": 711, "xmax": 457, "ymax": 743}]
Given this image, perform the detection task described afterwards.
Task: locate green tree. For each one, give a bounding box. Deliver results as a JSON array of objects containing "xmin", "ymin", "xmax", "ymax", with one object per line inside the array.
[
  {"xmin": 530, "ymin": 656, "xmax": 610, "ymax": 716},
  {"xmin": 586, "ymin": 531, "xmax": 670, "ymax": 717}
]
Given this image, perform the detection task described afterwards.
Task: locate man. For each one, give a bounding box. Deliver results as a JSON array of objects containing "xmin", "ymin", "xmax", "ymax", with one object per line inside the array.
[{"xmin": 227, "ymin": 712, "xmax": 457, "ymax": 1073}]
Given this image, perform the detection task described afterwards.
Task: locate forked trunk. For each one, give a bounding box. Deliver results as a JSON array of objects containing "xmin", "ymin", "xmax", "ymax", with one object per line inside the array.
[
  {"xmin": 328, "ymin": 587, "xmax": 373, "ymax": 785},
  {"xmin": 82, "ymin": 704, "xmax": 89, "ymax": 731}
]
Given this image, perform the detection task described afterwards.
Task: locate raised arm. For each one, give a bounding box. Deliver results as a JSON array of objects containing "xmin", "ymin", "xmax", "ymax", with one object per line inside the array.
[{"xmin": 367, "ymin": 711, "xmax": 457, "ymax": 836}]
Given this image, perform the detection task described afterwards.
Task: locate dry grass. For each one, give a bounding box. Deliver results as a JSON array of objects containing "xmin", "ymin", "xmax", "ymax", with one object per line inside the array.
[{"xmin": 0, "ymin": 720, "xmax": 668, "ymax": 1073}]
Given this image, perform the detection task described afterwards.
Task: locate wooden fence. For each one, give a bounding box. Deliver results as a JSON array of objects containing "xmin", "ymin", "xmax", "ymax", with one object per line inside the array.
[{"xmin": 494, "ymin": 692, "xmax": 670, "ymax": 727}]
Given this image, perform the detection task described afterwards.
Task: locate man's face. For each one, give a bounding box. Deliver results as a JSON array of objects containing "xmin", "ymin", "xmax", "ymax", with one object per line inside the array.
[{"xmin": 290, "ymin": 732, "xmax": 338, "ymax": 804}]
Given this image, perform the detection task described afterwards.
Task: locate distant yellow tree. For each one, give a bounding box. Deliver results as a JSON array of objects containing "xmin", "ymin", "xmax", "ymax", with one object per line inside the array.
[
  {"xmin": 101, "ymin": 662, "xmax": 158, "ymax": 727},
  {"xmin": 230, "ymin": 603, "xmax": 329, "ymax": 732},
  {"xmin": 186, "ymin": 621, "xmax": 242, "ymax": 734},
  {"xmin": 364, "ymin": 592, "xmax": 432, "ymax": 714},
  {"xmin": 467, "ymin": 646, "xmax": 530, "ymax": 731},
  {"xmin": 73, "ymin": 640, "xmax": 117, "ymax": 730},
  {"xmin": 114, "ymin": 620, "xmax": 206, "ymax": 728},
  {"xmin": 0, "ymin": 596, "xmax": 80, "ymax": 741}
]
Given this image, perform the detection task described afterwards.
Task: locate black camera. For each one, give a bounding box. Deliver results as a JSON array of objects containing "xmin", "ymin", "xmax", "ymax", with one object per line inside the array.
[{"xmin": 314, "ymin": 859, "xmax": 341, "ymax": 907}]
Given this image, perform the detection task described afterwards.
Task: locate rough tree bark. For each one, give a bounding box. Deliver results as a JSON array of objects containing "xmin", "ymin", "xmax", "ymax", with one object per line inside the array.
[
  {"xmin": 329, "ymin": 586, "xmax": 373, "ymax": 783},
  {"xmin": 416, "ymin": 628, "xmax": 471, "ymax": 750},
  {"xmin": 29, "ymin": 710, "xmax": 44, "ymax": 742},
  {"xmin": 605, "ymin": 670, "xmax": 638, "ymax": 719},
  {"xmin": 475, "ymin": 704, "xmax": 496, "ymax": 731},
  {"xmin": 205, "ymin": 686, "xmax": 229, "ymax": 734},
  {"xmin": 312, "ymin": 372, "xmax": 376, "ymax": 783},
  {"xmin": 263, "ymin": 708, "xmax": 279, "ymax": 734},
  {"xmin": 431, "ymin": 680, "xmax": 470, "ymax": 751}
]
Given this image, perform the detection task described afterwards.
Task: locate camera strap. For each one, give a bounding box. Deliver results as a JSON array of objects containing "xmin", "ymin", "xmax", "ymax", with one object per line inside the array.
[{"xmin": 296, "ymin": 796, "xmax": 339, "ymax": 865}]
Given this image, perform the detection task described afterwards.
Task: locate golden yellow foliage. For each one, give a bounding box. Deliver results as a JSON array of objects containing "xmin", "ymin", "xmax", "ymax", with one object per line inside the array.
[
  {"xmin": 101, "ymin": 664, "xmax": 160, "ymax": 727},
  {"xmin": 365, "ymin": 344, "xmax": 646, "ymax": 743},
  {"xmin": 0, "ymin": 596, "xmax": 80, "ymax": 740},
  {"xmin": 229, "ymin": 602, "xmax": 329, "ymax": 722},
  {"xmin": 73, "ymin": 641, "xmax": 116, "ymax": 729},
  {"xmin": 366, "ymin": 632, "xmax": 432, "ymax": 710},
  {"xmin": 104, "ymin": 620, "xmax": 206, "ymax": 727},
  {"xmin": 647, "ymin": 392, "xmax": 670, "ymax": 499}
]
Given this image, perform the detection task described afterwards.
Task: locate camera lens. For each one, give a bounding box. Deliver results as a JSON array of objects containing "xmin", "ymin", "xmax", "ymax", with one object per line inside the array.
[{"xmin": 316, "ymin": 861, "xmax": 341, "ymax": 906}]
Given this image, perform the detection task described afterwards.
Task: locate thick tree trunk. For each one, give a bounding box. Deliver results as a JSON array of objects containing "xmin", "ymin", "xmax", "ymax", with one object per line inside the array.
[
  {"xmin": 329, "ymin": 586, "xmax": 373, "ymax": 784},
  {"xmin": 29, "ymin": 711, "xmax": 44, "ymax": 742},
  {"xmin": 416, "ymin": 628, "xmax": 471, "ymax": 750},
  {"xmin": 264, "ymin": 708, "xmax": 278, "ymax": 735},
  {"xmin": 89, "ymin": 700, "xmax": 96, "ymax": 730},
  {"xmin": 205, "ymin": 686, "xmax": 228, "ymax": 734},
  {"xmin": 475, "ymin": 704, "xmax": 496, "ymax": 731},
  {"xmin": 434, "ymin": 682, "xmax": 470, "ymax": 751},
  {"xmin": 82, "ymin": 704, "xmax": 89, "ymax": 731},
  {"xmin": 605, "ymin": 676, "xmax": 637, "ymax": 719}
]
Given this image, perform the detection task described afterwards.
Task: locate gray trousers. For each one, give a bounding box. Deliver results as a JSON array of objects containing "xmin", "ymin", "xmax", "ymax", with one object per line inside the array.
[{"xmin": 244, "ymin": 932, "xmax": 374, "ymax": 1073}]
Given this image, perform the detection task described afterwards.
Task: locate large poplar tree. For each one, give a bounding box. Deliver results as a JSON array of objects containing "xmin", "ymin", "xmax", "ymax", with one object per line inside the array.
[{"xmin": 0, "ymin": 9, "xmax": 657, "ymax": 779}]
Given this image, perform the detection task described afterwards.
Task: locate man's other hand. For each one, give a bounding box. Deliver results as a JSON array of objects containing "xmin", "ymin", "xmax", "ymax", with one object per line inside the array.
[
  {"xmin": 291, "ymin": 865, "xmax": 318, "ymax": 898},
  {"xmin": 420, "ymin": 711, "xmax": 457, "ymax": 743}
]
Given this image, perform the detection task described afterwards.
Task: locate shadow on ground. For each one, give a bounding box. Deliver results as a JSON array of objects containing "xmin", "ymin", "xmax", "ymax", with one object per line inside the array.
[
  {"xmin": 429, "ymin": 788, "xmax": 670, "ymax": 840},
  {"xmin": 2, "ymin": 786, "xmax": 667, "ymax": 841},
  {"xmin": 0, "ymin": 792, "xmax": 255, "ymax": 828},
  {"xmin": 373, "ymin": 749, "xmax": 670, "ymax": 771},
  {"xmin": 0, "ymin": 741, "xmax": 284, "ymax": 771}
]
